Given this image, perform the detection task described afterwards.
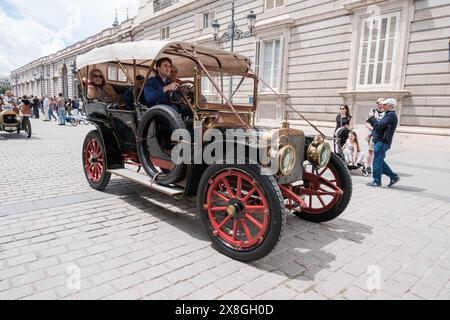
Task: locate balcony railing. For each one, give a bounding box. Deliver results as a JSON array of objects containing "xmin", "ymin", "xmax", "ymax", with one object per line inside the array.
[{"xmin": 153, "ymin": 0, "xmax": 179, "ymax": 13}]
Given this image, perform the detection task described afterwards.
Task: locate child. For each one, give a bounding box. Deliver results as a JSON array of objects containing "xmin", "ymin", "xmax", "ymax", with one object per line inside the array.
[{"xmin": 343, "ymin": 131, "xmax": 366, "ymax": 166}]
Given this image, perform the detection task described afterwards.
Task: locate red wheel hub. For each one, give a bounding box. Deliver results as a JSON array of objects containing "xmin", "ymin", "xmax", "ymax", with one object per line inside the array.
[
  {"xmin": 205, "ymin": 170, "xmax": 270, "ymax": 250},
  {"xmin": 84, "ymin": 138, "xmax": 104, "ymax": 183},
  {"xmin": 300, "ymin": 164, "xmax": 343, "ymax": 214}
]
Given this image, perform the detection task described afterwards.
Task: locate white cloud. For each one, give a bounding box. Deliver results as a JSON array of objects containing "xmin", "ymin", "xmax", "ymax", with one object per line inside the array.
[{"xmin": 0, "ymin": 0, "xmax": 139, "ymax": 74}]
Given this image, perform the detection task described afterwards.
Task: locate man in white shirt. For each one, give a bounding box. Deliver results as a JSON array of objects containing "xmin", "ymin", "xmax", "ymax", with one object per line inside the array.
[{"xmin": 43, "ymin": 95, "xmax": 50, "ymax": 121}]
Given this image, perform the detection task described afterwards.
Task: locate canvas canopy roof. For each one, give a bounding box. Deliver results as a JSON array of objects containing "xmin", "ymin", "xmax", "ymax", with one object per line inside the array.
[{"xmin": 76, "ymin": 40, "xmax": 252, "ymax": 77}]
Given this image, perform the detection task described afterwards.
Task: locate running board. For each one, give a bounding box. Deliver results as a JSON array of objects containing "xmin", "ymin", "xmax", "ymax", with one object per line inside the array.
[{"xmin": 108, "ymin": 169, "xmax": 184, "ymax": 197}]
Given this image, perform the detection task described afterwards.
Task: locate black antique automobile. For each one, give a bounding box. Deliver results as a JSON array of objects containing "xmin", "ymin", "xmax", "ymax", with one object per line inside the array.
[{"xmin": 76, "ymin": 41, "xmax": 352, "ymax": 262}]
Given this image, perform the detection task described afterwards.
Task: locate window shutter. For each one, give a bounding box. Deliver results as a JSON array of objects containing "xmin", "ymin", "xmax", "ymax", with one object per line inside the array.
[
  {"xmin": 194, "ymin": 13, "xmax": 202, "ymax": 31},
  {"xmin": 266, "ymin": 0, "xmax": 274, "ymax": 10},
  {"xmin": 277, "ymin": 35, "xmax": 285, "ymax": 91},
  {"xmin": 254, "ymin": 40, "xmax": 261, "ymax": 77}
]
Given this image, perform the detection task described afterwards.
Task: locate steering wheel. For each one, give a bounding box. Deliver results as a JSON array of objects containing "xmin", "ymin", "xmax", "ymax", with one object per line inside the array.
[{"xmin": 169, "ymin": 80, "xmax": 195, "ymax": 105}]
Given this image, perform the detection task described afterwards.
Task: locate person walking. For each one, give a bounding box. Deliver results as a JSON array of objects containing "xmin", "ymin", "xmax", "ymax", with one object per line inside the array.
[
  {"xmin": 72, "ymin": 96, "xmax": 79, "ymax": 115},
  {"xmin": 32, "ymin": 96, "xmax": 40, "ymax": 119},
  {"xmin": 48, "ymin": 97, "xmax": 57, "ymax": 121},
  {"xmin": 365, "ymin": 98, "xmax": 385, "ymax": 174},
  {"xmin": 366, "ymin": 98, "xmax": 400, "ymax": 188},
  {"xmin": 77, "ymin": 98, "xmax": 84, "ymax": 115},
  {"xmin": 57, "ymin": 93, "xmax": 66, "ymax": 125},
  {"xmin": 66, "ymin": 98, "xmax": 72, "ymax": 116},
  {"xmin": 42, "ymin": 95, "xmax": 50, "ymax": 121}
]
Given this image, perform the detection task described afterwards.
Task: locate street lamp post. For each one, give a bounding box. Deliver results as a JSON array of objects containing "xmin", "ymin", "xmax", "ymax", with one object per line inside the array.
[{"xmin": 212, "ymin": 0, "xmax": 257, "ymax": 98}]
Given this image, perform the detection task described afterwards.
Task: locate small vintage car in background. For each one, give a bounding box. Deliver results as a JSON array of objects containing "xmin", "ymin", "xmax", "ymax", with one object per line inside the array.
[
  {"xmin": 76, "ymin": 41, "xmax": 352, "ymax": 262},
  {"xmin": 0, "ymin": 104, "xmax": 32, "ymax": 138}
]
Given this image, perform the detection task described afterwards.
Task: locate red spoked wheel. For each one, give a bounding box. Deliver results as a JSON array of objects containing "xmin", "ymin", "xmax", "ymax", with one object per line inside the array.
[
  {"xmin": 82, "ymin": 131, "xmax": 111, "ymax": 190},
  {"xmin": 198, "ymin": 165, "xmax": 285, "ymax": 262},
  {"xmin": 293, "ymin": 153, "xmax": 352, "ymax": 223}
]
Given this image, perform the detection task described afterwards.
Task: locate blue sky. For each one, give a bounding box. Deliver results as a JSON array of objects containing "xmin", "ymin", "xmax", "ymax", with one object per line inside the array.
[{"xmin": 0, "ymin": 0, "xmax": 139, "ymax": 75}]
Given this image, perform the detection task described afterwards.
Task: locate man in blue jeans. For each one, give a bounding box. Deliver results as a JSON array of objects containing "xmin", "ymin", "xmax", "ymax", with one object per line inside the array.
[{"xmin": 366, "ymin": 98, "xmax": 401, "ymax": 188}]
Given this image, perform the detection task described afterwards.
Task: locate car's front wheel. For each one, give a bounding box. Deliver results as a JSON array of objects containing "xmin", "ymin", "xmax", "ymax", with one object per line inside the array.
[
  {"xmin": 198, "ymin": 164, "xmax": 286, "ymax": 262},
  {"xmin": 82, "ymin": 130, "xmax": 111, "ymax": 191},
  {"xmin": 294, "ymin": 153, "xmax": 352, "ymax": 223}
]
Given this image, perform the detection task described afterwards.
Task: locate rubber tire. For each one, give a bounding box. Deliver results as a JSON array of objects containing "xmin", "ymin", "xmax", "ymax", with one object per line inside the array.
[
  {"xmin": 71, "ymin": 118, "xmax": 78, "ymax": 126},
  {"xmin": 82, "ymin": 130, "xmax": 111, "ymax": 191},
  {"xmin": 23, "ymin": 118, "xmax": 32, "ymax": 139},
  {"xmin": 295, "ymin": 153, "xmax": 353, "ymax": 223},
  {"xmin": 198, "ymin": 164, "xmax": 286, "ymax": 262},
  {"xmin": 137, "ymin": 105, "xmax": 186, "ymax": 186}
]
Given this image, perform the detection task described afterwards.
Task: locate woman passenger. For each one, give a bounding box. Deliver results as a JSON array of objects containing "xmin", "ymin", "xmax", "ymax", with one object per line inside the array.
[{"xmin": 87, "ymin": 69, "xmax": 117, "ymax": 103}]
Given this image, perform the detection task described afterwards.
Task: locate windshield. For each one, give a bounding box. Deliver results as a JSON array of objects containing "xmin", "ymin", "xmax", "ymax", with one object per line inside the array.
[{"xmin": 200, "ymin": 71, "xmax": 255, "ymax": 107}]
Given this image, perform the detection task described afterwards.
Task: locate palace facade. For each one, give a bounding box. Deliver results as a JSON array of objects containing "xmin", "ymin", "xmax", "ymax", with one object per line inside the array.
[{"xmin": 10, "ymin": 0, "xmax": 450, "ymax": 134}]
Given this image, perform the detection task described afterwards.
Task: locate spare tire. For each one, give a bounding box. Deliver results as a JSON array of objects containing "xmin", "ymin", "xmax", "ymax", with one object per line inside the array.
[{"xmin": 137, "ymin": 105, "xmax": 187, "ymax": 186}]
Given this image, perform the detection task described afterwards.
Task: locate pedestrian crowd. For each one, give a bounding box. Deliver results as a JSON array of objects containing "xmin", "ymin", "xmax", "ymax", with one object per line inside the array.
[{"xmin": 0, "ymin": 91, "xmax": 84, "ymax": 125}]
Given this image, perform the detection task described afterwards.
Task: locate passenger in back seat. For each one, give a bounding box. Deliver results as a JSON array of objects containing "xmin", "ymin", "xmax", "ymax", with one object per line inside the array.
[{"xmin": 87, "ymin": 69, "xmax": 117, "ymax": 104}]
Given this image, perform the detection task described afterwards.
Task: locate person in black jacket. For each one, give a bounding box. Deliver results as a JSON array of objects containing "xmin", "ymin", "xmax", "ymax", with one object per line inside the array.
[
  {"xmin": 32, "ymin": 96, "xmax": 40, "ymax": 119},
  {"xmin": 366, "ymin": 98, "xmax": 400, "ymax": 187}
]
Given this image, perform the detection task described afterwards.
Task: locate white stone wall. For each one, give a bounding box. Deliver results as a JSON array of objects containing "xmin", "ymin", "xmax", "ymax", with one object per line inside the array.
[
  {"xmin": 402, "ymin": 0, "xmax": 450, "ymax": 128},
  {"xmin": 9, "ymin": 0, "xmax": 450, "ymax": 130}
]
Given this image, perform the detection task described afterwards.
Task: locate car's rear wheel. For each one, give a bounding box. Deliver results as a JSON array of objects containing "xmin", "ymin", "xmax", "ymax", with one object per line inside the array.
[
  {"xmin": 198, "ymin": 164, "xmax": 286, "ymax": 262},
  {"xmin": 294, "ymin": 153, "xmax": 352, "ymax": 223},
  {"xmin": 83, "ymin": 130, "xmax": 111, "ymax": 190},
  {"xmin": 23, "ymin": 118, "xmax": 32, "ymax": 138}
]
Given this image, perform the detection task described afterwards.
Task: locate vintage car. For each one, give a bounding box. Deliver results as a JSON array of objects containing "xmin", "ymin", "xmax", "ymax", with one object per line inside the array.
[
  {"xmin": 0, "ymin": 104, "xmax": 32, "ymax": 138},
  {"xmin": 76, "ymin": 41, "xmax": 352, "ymax": 262}
]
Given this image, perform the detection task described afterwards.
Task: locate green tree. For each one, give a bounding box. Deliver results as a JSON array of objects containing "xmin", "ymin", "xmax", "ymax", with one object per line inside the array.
[{"xmin": 0, "ymin": 85, "xmax": 11, "ymax": 95}]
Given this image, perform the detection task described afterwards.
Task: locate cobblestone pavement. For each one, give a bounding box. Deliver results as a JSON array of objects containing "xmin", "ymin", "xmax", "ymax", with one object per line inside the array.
[{"xmin": 1, "ymin": 119, "xmax": 449, "ymax": 300}]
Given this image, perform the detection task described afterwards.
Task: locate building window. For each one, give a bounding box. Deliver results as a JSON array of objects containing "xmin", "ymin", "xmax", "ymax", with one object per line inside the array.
[
  {"xmin": 154, "ymin": 0, "xmax": 179, "ymax": 13},
  {"xmin": 258, "ymin": 38, "xmax": 282, "ymax": 92},
  {"xmin": 195, "ymin": 11, "xmax": 215, "ymax": 31},
  {"xmin": 265, "ymin": 0, "xmax": 284, "ymax": 10},
  {"xmin": 357, "ymin": 12, "xmax": 400, "ymax": 88},
  {"xmin": 203, "ymin": 12, "xmax": 214, "ymax": 29},
  {"xmin": 161, "ymin": 26, "xmax": 170, "ymax": 40}
]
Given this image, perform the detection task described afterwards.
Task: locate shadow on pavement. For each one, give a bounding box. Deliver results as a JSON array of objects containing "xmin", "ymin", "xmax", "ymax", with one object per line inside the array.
[
  {"xmin": 389, "ymin": 185, "xmax": 427, "ymax": 193},
  {"xmin": 104, "ymin": 179, "xmax": 373, "ymax": 281},
  {"xmin": 0, "ymin": 133, "xmax": 41, "ymax": 140},
  {"xmin": 250, "ymin": 217, "xmax": 373, "ymax": 280}
]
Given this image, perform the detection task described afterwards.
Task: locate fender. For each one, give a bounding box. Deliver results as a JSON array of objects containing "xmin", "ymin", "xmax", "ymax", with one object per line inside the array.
[{"xmin": 89, "ymin": 119, "xmax": 123, "ymax": 170}]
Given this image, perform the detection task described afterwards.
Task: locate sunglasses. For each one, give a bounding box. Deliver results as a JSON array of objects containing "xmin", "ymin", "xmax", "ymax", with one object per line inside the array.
[
  {"xmin": 340, "ymin": 107, "xmax": 346, "ymax": 110},
  {"xmin": 93, "ymin": 75, "xmax": 103, "ymax": 79}
]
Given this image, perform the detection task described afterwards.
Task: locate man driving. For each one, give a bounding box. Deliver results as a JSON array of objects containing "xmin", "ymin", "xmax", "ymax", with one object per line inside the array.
[
  {"xmin": 144, "ymin": 58, "xmax": 178, "ymax": 106},
  {"xmin": 144, "ymin": 58, "xmax": 192, "ymax": 118}
]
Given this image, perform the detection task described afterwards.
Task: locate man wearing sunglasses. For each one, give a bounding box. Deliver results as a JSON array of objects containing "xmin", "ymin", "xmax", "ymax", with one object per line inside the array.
[
  {"xmin": 366, "ymin": 98, "xmax": 400, "ymax": 188},
  {"xmin": 365, "ymin": 98, "xmax": 385, "ymax": 174}
]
